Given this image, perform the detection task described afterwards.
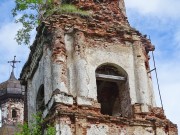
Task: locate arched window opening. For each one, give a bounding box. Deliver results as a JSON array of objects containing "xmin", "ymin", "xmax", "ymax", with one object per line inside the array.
[
  {"xmin": 12, "ymin": 109, "xmax": 17, "ymax": 118},
  {"xmin": 96, "ymin": 64, "xmax": 132, "ymax": 117},
  {"xmin": 36, "ymin": 85, "xmax": 45, "ymax": 112}
]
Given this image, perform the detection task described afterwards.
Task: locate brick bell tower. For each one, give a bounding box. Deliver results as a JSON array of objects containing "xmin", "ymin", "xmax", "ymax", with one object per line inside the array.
[
  {"xmin": 0, "ymin": 56, "xmax": 24, "ymax": 135},
  {"xmin": 20, "ymin": 0, "xmax": 177, "ymax": 134}
]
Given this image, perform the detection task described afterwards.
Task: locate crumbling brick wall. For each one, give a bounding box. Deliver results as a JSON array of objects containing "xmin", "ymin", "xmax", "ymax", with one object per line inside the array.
[{"xmin": 20, "ymin": 0, "xmax": 177, "ymax": 134}]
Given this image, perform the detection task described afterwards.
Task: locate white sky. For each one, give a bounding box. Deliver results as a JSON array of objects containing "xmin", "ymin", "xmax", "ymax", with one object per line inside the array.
[{"xmin": 0, "ymin": 0, "xmax": 179, "ymax": 133}]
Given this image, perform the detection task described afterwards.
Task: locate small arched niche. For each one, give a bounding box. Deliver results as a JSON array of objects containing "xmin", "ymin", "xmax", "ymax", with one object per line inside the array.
[
  {"xmin": 36, "ymin": 85, "xmax": 45, "ymax": 112},
  {"xmin": 12, "ymin": 109, "xmax": 17, "ymax": 118},
  {"xmin": 96, "ymin": 64, "xmax": 132, "ymax": 117}
]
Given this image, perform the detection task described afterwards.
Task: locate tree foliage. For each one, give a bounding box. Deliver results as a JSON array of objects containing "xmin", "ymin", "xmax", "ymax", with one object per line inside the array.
[
  {"xmin": 12, "ymin": 0, "xmax": 43, "ymax": 45},
  {"xmin": 12, "ymin": 0, "xmax": 89, "ymax": 46},
  {"xmin": 15, "ymin": 112, "xmax": 56, "ymax": 135},
  {"xmin": 12, "ymin": 0, "xmax": 53, "ymax": 46}
]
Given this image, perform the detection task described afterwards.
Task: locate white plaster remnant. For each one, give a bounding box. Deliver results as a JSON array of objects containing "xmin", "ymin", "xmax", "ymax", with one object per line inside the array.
[
  {"xmin": 65, "ymin": 33, "xmax": 76, "ymax": 96},
  {"xmin": 119, "ymin": 128, "xmax": 127, "ymax": 135},
  {"xmin": 77, "ymin": 96, "xmax": 92, "ymax": 106},
  {"xmin": 54, "ymin": 94, "xmax": 73, "ymax": 105},
  {"xmin": 132, "ymin": 127, "xmax": 154, "ymax": 135},
  {"xmin": 44, "ymin": 47, "xmax": 53, "ymax": 105},
  {"xmin": 56, "ymin": 117, "xmax": 72, "ymax": 135},
  {"xmin": 156, "ymin": 128, "xmax": 168, "ymax": 135},
  {"xmin": 52, "ymin": 63, "xmax": 63, "ymax": 91},
  {"xmin": 87, "ymin": 124, "xmax": 109, "ymax": 135},
  {"xmin": 133, "ymin": 42, "xmax": 152, "ymax": 112},
  {"xmin": 56, "ymin": 123, "xmax": 72, "ymax": 135}
]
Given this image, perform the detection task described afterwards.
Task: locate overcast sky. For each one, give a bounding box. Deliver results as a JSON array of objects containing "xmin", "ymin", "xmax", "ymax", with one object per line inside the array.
[{"xmin": 0, "ymin": 0, "xmax": 179, "ymax": 133}]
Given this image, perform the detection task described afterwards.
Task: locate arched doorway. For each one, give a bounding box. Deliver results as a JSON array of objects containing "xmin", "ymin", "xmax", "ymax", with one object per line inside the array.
[{"xmin": 96, "ymin": 64, "xmax": 131, "ymax": 117}]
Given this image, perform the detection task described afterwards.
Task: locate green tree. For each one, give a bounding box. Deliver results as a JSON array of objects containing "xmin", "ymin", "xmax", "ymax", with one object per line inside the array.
[
  {"xmin": 12, "ymin": 0, "xmax": 89, "ymax": 46},
  {"xmin": 12, "ymin": 0, "xmax": 53, "ymax": 46},
  {"xmin": 15, "ymin": 112, "xmax": 56, "ymax": 135}
]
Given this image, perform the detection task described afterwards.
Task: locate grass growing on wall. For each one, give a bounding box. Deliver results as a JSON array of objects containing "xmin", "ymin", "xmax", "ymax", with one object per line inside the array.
[{"xmin": 58, "ymin": 4, "xmax": 90, "ymax": 16}]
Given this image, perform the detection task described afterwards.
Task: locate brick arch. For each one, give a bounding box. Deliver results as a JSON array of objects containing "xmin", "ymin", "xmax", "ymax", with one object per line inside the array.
[{"xmin": 96, "ymin": 63, "xmax": 128, "ymax": 77}]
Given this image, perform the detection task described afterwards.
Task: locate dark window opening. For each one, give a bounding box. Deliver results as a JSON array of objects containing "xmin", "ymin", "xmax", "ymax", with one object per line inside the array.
[
  {"xmin": 12, "ymin": 109, "xmax": 17, "ymax": 118},
  {"xmin": 96, "ymin": 64, "xmax": 132, "ymax": 117},
  {"xmin": 36, "ymin": 85, "xmax": 45, "ymax": 112},
  {"xmin": 97, "ymin": 81, "xmax": 118, "ymax": 115}
]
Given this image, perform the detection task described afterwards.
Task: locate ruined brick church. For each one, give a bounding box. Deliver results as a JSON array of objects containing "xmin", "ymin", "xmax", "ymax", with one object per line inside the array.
[{"xmin": 0, "ymin": 0, "xmax": 178, "ymax": 134}]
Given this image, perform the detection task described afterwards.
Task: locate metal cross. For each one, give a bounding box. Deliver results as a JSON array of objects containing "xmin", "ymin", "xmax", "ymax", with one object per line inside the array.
[{"xmin": 8, "ymin": 56, "xmax": 21, "ymax": 71}]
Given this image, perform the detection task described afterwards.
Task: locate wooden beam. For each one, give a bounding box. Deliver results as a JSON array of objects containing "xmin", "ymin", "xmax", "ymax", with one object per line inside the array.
[{"xmin": 96, "ymin": 73, "xmax": 126, "ymax": 81}]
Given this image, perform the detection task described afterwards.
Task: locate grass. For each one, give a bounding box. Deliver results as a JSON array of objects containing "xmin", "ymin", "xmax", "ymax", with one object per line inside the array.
[
  {"xmin": 44, "ymin": 4, "xmax": 90, "ymax": 19},
  {"xmin": 58, "ymin": 4, "xmax": 90, "ymax": 16}
]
